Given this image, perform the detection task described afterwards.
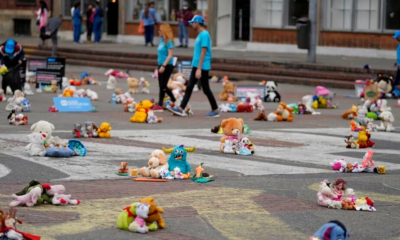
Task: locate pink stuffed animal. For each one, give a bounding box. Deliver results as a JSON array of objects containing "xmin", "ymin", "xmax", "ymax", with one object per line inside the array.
[
  {"xmin": 330, "ymin": 158, "xmax": 346, "ymax": 171},
  {"xmin": 105, "ymin": 69, "xmax": 129, "ymax": 78},
  {"xmin": 42, "ymin": 183, "xmax": 66, "ymax": 196},
  {"xmin": 9, "ymin": 186, "xmax": 42, "ymax": 207},
  {"xmin": 316, "ymin": 179, "xmax": 338, "ymax": 207},
  {"xmin": 52, "ymin": 192, "xmax": 80, "ymax": 205}
]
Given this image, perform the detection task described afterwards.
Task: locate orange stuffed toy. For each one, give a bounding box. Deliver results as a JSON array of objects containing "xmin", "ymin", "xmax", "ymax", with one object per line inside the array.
[
  {"xmin": 272, "ymin": 102, "xmax": 294, "ymax": 122},
  {"xmin": 219, "ymin": 118, "xmax": 244, "ymax": 152},
  {"xmin": 139, "ymin": 197, "xmax": 165, "ymax": 229}
]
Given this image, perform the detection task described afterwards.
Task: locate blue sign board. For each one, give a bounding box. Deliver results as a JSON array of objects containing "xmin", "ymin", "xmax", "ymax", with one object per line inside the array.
[{"xmin": 53, "ymin": 97, "xmax": 92, "ymax": 112}]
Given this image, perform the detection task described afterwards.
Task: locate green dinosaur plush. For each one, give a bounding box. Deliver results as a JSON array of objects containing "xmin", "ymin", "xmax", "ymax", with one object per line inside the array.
[{"xmin": 15, "ymin": 180, "xmax": 53, "ymax": 205}]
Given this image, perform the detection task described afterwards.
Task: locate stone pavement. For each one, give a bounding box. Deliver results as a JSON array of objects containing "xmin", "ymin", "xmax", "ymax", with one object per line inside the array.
[
  {"xmin": 0, "ymin": 36, "xmax": 398, "ymax": 71},
  {"xmin": 0, "ymin": 65, "xmax": 400, "ymax": 239}
]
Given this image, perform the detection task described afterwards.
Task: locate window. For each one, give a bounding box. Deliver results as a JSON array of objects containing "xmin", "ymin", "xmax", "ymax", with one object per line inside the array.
[
  {"xmin": 287, "ymin": 0, "xmax": 309, "ymax": 26},
  {"xmin": 325, "ymin": 0, "xmax": 353, "ymax": 30},
  {"xmin": 127, "ymin": 0, "xmax": 205, "ymax": 23},
  {"xmin": 254, "ymin": 0, "xmax": 284, "ymax": 28},
  {"xmin": 355, "ymin": 0, "xmax": 380, "ymax": 30},
  {"xmin": 385, "ymin": 0, "xmax": 400, "ymax": 30}
]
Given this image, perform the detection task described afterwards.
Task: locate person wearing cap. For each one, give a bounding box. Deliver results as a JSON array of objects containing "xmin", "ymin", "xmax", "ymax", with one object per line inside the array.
[
  {"xmin": 167, "ymin": 15, "xmax": 219, "ymax": 118},
  {"xmin": 177, "ymin": 2, "xmax": 193, "ymax": 48},
  {"xmin": 0, "ymin": 39, "xmax": 25, "ymax": 93},
  {"xmin": 140, "ymin": 2, "xmax": 159, "ymax": 47},
  {"xmin": 393, "ymin": 30, "xmax": 400, "ymax": 97},
  {"xmin": 93, "ymin": 0, "xmax": 104, "ymax": 43}
]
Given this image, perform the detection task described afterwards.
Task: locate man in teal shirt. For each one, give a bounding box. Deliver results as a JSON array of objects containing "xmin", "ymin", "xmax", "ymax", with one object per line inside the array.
[
  {"xmin": 167, "ymin": 15, "xmax": 219, "ymax": 118},
  {"xmin": 393, "ymin": 31, "xmax": 400, "ymax": 97}
]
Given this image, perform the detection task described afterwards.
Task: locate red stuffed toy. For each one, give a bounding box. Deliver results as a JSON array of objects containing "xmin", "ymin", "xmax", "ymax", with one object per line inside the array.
[{"xmin": 236, "ymin": 104, "xmax": 254, "ymax": 113}]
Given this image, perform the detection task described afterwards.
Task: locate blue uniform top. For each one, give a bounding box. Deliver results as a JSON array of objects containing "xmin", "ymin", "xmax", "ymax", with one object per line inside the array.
[
  {"xmin": 140, "ymin": 7, "xmax": 159, "ymax": 26},
  {"xmin": 157, "ymin": 38, "xmax": 174, "ymax": 66},
  {"xmin": 94, "ymin": 7, "xmax": 103, "ymax": 22},
  {"xmin": 192, "ymin": 30, "xmax": 212, "ymax": 70},
  {"xmin": 72, "ymin": 9, "xmax": 81, "ymax": 25},
  {"xmin": 397, "ymin": 43, "xmax": 400, "ymax": 67}
]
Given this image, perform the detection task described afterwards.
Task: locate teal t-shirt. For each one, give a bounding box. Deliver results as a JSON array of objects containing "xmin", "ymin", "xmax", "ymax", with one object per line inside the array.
[
  {"xmin": 157, "ymin": 38, "xmax": 174, "ymax": 66},
  {"xmin": 192, "ymin": 30, "xmax": 212, "ymax": 70}
]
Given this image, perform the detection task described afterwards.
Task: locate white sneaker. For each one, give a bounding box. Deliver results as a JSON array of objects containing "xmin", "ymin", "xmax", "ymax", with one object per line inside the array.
[{"xmin": 193, "ymin": 85, "xmax": 199, "ymax": 92}]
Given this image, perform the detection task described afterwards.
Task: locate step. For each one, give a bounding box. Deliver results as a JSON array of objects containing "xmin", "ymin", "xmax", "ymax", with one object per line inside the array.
[{"xmin": 25, "ymin": 48, "xmax": 366, "ymax": 83}]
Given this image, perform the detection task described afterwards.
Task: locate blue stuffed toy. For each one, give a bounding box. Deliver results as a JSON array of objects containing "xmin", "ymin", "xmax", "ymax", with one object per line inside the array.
[
  {"xmin": 310, "ymin": 220, "xmax": 350, "ymax": 240},
  {"xmin": 21, "ymin": 99, "xmax": 30, "ymax": 112},
  {"xmin": 46, "ymin": 147, "xmax": 76, "ymax": 158},
  {"xmin": 163, "ymin": 145, "xmax": 195, "ymax": 177}
]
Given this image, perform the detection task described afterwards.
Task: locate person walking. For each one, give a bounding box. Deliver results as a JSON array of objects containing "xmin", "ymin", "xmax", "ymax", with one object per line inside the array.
[
  {"xmin": 167, "ymin": 15, "xmax": 219, "ymax": 118},
  {"xmin": 150, "ymin": 24, "xmax": 176, "ymax": 112},
  {"xmin": 34, "ymin": 1, "xmax": 49, "ymax": 48},
  {"xmin": 86, "ymin": 4, "xmax": 95, "ymax": 42},
  {"xmin": 177, "ymin": 2, "xmax": 193, "ymax": 48},
  {"xmin": 141, "ymin": 2, "xmax": 159, "ymax": 47},
  {"xmin": 93, "ymin": 0, "xmax": 104, "ymax": 43},
  {"xmin": 44, "ymin": 15, "xmax": 63, "ymax": 57},
  {"xmin": 72, "ymin": 2, "xmax": 82, "ymax": 44},
  {"xmin": 393, "ymin": 30, "xmax": 400, "ymax": 97},
  {"xmin": 0, "ymin": 39, "xmax": 25, "ymax": 92}
]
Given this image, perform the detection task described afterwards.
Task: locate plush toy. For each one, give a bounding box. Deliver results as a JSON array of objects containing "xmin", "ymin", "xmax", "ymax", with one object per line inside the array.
[
  {"xmin": 227, "ymin": 97, "xmax": 237, "ymax": 112},
  {"xmin": 139, "ymin": 150, "xmax": 169, "ymax": 179},
  {"xmin": 23, "ymin": 82, "xmax": 34, "ymax": 95},
  {"xmin": 5, "ymin": 90, "xmax": 26, "ymax": 112},
  {"xmin": 376, "ymin": 73, "xmax": 394, "ymax": 98},
  {"xmin": 98, "ymin": 122, "xmax": 112, "ymax": 138},
  {"xmin": 146, "ymin": 111, "xmax": 163, "ymax": 123},
  {"xmin": 105, "ymin": 69, "xmax": 129, "ymax": 78},
  {"xmin": 117, "ymin": 202, "xmax": 139, "ymax": 230},
  {"xmin": 355, "ymin": 198, "xmax": 376, "ymax": 211},
  {"xmin": 219, "ymin": 82, "xmax": 237, "ymax": 101},
  {"xmin": 72, "ymin": 123, "xmax": 85, "ymax": 138},
  {"xmin": 343, "ymin": 188, "xmax": 357, "ymax": 203},
  {"xmin": 316, "ymin": 179, "xmax": 337, "ymax": 207},
  {"xmin": 350, "ymin": 120, "xmax": 364, "ymax": 132},
  {"xmin": 355, "ymin": 130, "xmax": 374, "ymax": 148},
  {"xmin": 31, "ymin": 120, "xmax": 55, "ymax": 144},
  {"xmin": 310, "ymin": 221, "xmax": 350, "ymax": 240},
  {"xmin": 264, "ymin": 81, "xmax": 281, "ymax": 102},
  {"xmin": 268, "ymin": 102, "xmax": 294, "ymax": 122},
  {"xmin": 1, "ymin": 208, "xmax": 40, "ymax": 240},
  {"xmin": 128, "ymin": 203, "xmax": 150, "ymax": 234},
  {"xmin": 49, "ymin": 80, "xmax": 57, "ymax": 93},
  {"xmin": 45, "ymin": 146, "xmax": 76, "ymax": 158},
  {"xmin": 130, "ymin": 100, "xmax": 153, "ymax": 123},
  {"xmin": 163, "ymin": 145, "xmax": 195, "ymax": 179},
  {"xmin": 139, "ymin": 197, "xmax": 165, "ymax": 229},
  {"xmin": 86, "ymin": 89, "xmax": 98, "ymax": 101},
  {"xmin": 377, "ymin": 110, "xmax": 395, "ymax": 132},
  {"xmin": 222, "ymin": 140, "xmax": 235, "ymax": 154},
  {"xmin": 124, "ymin": 102, "xmax": 137, "ymax": 113},
  {"xmin": 173, "ymin": 167, "xmax": 184, "ymax": 179},
  {"xmin": 48, "ymin": 105, "xmax": 58, "ymax": 112},
  {"xmin": 254, "ymin": 109, "xmax": 268, "ymax": 121},
  {"xmin": 25, "ymin": 132, "xmax": 47, "ymax": 157},
  {"xmin": 127, "ymin": 77, "xmax": 140, "ymax": 94},
  {"xmin": 107, "ymin": 76, "xmax": 117, "ymax": 90},
  {"xmin": 9, "ymin": 186, "xmax": 42, "ymax": 207},
  {"xmin": 219, "ymin": 118, "xmax": 244, "ymax": 152},
  {"xmin": 341, "ymin": 105, "xmax": 358, "ymax": 120},
  {"xmin": 159, "ymin": 168, "xmax": 174, "ymax": 179},
  {"xmin": 62, "ymin": 88, "xmax": 74, "ymax": 97},
  {"xmin": 0, "ymin": 89, "xmax": 6, "ymax": 101},
  {"xmin": 168, "ymin": 73, "xmax": 187, "ymax": 92},
  {"xmin": 344, "ymin": 135, "xmax": 359, "ymax": 149},
  {"xmin": 0, "ymin": 65, "xmax": 9, "ymax": 75},
  {"xmin": 330, "ymin": 158, "xmax": 347, "ymax": 170},
  {"xmin": 84, "ymin": 121, "xmax": 98, "ymax": 137},
  {"xmin": 236, "ymin": 104, "xmax": 253, "ymax": 112},
  {"xmin": 52, "ymin": 193, "xmax": 80, "ymax": 205},
  {"xmin": 139, "ymin": 77, "xmax": 150, "ymax": 94},
  {"xmin": 240, "ymin": 137, "xmax": 255, "ymax": 154},
  {"xmin": 13, "ymin": 181, "xmax": 65, "ymax": 206},
  {"xmin": 8, "ymin": 111, "xmax": 28, "ymax": 125}
]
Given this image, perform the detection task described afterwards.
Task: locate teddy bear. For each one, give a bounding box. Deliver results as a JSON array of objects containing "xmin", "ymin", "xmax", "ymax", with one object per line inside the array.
[
  {"xmin": 72, "ymin": 123, "xmax": 85, "ymax": 138},
  {"xmin": 86, "ymin": 89, "xmax": 99, "ymax": 101},
  {"xmin": 128, "ymin": 203, "xmax": 150, "ymax": 234},
  {"xmin": 139, "ymin": 150, "xmax": 169, "ymax": 179},
  {"xmin": 146, "ymin": 111, "xmax": 163, "ymax": 123},
  {"xmin": 9, "ymin": 186, "xmax": 42, "ymax": 207},
  {"xmin": 267, "ymin": 102, "xmax": 294, "ymax": 122},
  {"xmin": 377, "ymin": 110, "xmax": 395, "ymax": 132},
  {"xmin": 50, "ymin": 80, "xmax": 58, "ymax": 92},
  {"xmin": 25, "ymin": 132, "xmax": 47, "ymax": 157},
  {"xmin": 52, "ymin": 193, "xmax": 80, "ymax": 205},
  {"xmin": 127, "ymin": 77, "xmax": 140, "ymax": 94},
  {"xmin": 168, "ymin": 73, "xmax": 187, "ymax": 92},
  {"xmin": 219, "ymin": 82, "xmax": 237, "ymax": 101},
  {"xmin": 316, "ymin": 179, "xmax": 337, "ymax": 207},
  {"xmin": 84, "ymin": 121, "xmax": 98, "ymax": 137},
  {"xmin": 23, "ymin": 82, "xmax": 34, "ymax": 95},
  {"xmin": 130, "ymin": 100, "xmax": 153, "ymax": 123},
  {"xmin": 376, "ymin": 73, "xmax": 394, "ymax": 98},
  {"xmin": 264, "ymin": 81, "xmax": 281, "ymax": 102},
  {"xmin": 107, "ymin": 75, "xmax": 117, "ymax": 90},
  {"xmin": 219, "ymin": 118, "xmax": 244, "ymax": 153},
  {"xmin": 139, "ymin": 197, "xmax": 165, "ymax": 229},
  {"xmin": 98, "ymin": 122, "xmax": 112, "ymax": 138}
]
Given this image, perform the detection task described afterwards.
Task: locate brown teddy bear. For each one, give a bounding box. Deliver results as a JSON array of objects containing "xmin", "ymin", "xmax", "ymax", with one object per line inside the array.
[
  {"xmin": 219, "ymin": 82, "xmax": 237, "ymax": 101},
  {"xmin": 219, "ymin": 118, "xmax": 244, "ymax": 152},
  {"xmin": 139, "ymin": 197, "xmax": 165, "ymax": 229},
  {"xmin": 139, "ymin": 150, "xmax": 169, "ymax": 178},
  {"xmin": 127, "ymin": 77, "xmax": 140, "ymax": 94}
]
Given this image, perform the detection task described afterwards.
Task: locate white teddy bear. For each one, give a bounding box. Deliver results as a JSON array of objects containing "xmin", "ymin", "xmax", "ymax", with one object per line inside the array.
[
  {"xmin": 52, "ymin": 192, "xmax": 80, "ymax": 205},
  {"xmin": 31, "ymin": 120, "xmax": 56, "ymax": 144},
  {"xmin": 25, "ymin": 132, "xmax": 47, "ymax": 157},
  {"xmin": 86, "ymin": 89, "xmax": 99, "ymax": 101}
]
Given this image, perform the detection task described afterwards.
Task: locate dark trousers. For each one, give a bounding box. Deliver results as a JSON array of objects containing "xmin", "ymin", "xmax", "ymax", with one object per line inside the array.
[
  {"xmin": 144, "ymin": 25, "xmax": 154, "ymax": 44},
  {"xmin": 158, "ymin": 64, "xmax": 176, "ymax": 106},
  {"xmin": 180, "ymin": 67, "xmax": 218, "ymax": 111},
  {"xmin": 394, "ymin": 68, "xmax": 400, "ymax": 86},
  {"xmin": 87, "ymin": 22, "xmax": 93, "ymax": 40}
]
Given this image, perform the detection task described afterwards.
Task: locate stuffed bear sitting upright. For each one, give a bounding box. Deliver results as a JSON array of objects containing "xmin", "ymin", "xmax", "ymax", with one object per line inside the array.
[
  {"xmin": 139, "ymin": 150, "xmax": 169, "ymax": 179},
  {"xmin": 264, "ymin": 81, "xmax": 281, "ymax": 102},
  {"xmin": 219, "ymin": 118, "xmax": 244, "ymax": 153},
  {"xmin": 31, "ymin": 120, "xmax": 55, "ymax": 145}
]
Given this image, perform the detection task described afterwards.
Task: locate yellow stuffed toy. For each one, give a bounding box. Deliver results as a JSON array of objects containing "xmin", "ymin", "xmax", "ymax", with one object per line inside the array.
[
  {"xmin": 0, "ymin": 66, "xmax": 8, "ymax": 75},
  {"xmin": 98, "ymin": 122, "xmax": 112, "ymax": 138},
  {"xmin": 130, "ymin": 100, "xmax": 153, "ymax": 123}
]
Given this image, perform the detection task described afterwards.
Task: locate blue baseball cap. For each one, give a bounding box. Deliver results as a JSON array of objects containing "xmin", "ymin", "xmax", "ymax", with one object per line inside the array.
[
  {"xmin": 5, "ymin": 39, "xmax": 15, "ymax": 54},
  {"xmin": 393, "ymin": 30, "xmax": 400, "ymax": 39},
  {"xmin": 188, "ymin": 15, "xmax": 204, "ymax": 24}
]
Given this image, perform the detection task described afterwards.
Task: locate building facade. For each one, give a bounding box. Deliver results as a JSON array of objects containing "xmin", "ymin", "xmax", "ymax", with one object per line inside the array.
[{"xmin": 1, "ymin": 0, "xmax": 399, "ymax": 58}]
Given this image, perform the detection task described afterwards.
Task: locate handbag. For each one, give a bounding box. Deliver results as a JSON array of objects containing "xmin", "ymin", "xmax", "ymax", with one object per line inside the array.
[{"xmin": 138, "ymin": 20, "xmax": 145, "ymax": 34}]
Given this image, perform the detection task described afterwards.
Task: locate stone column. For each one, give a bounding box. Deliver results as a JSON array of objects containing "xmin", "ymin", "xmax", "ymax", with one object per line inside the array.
[
  {"xmin": 207, "ymin": 0, "xmax": 217, "ymax": 47},
  {"xmin": 52, "ymin": 0, "xmax": 62, "ymax": 17},
  {"xmin": 316, "ymin": 0, "xmax": 322, "ymax": 46},
  {"xmin": 118, "ymin": 0, "xmax": 126, "ymax": 35}
]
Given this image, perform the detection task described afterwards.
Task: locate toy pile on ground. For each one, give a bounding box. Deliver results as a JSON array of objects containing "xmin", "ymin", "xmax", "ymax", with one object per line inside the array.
[
  {"xmin": 0, "ymin": 207, "xmax": 41, "ymax": 240},
  {"xmin": 255, "ymin": 102, "xmax": 294, "ymax": 122},
  {"xmin": 59, "ymin": 86, "xmax": 99, "ymax": 101},
  {"xmin": 345, "ymin": 128, "xmax": 375, "ymax": 148},
  {"xmin": 112, "ymin": 88, "xmax": 134, "ymax": 104},
  {"xmin": 317, "ymin": 179, "xmax": 376, "ymax": 211},
  {"xmin": 130, "ymin": 100, "xmax": 162, "ymax": 123},
  {"xmin": 73, "ymin": 121, "xmax": 112, "ymax": 138},
  {"xmin": 330, "ymin": 150, "xmax": 385, "ymax": 174},
  {"xmin": 7, "ymin": 110, "xmax": 28, "ymax": 125},
  {"xmin": 358, "ymin": 73, "xmax": 399, "ymax": 99},
  {"xmin": 217, "ymin": 118, "xmax": 255, "ymax": 155},
  {"xmin": 9, "ymin": 180, "xmax": 80, "ymax": 207},
  {"xmin": 117, "ymin": 197, "xmax": 165, "ymax": 233},
  {"xmin": 307, "ymin": 86, "xmax": 338, "ymax": 109},
  {"xmin": 286, "ymin": 94, "xmax": 322, "ymax": 115},
  {"xmin": 5, "ymin": 90, "xmax": 30, "ymax": 112}
]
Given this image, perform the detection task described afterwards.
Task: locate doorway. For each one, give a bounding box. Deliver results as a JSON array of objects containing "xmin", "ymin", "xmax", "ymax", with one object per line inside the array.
[
  {"xmin": 234, "ymin": 0, "xmax": 250, "ymax": 41},
  {"xmin": 107, "ymin": 0, "xmax": 119, "ymax": 35}
]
